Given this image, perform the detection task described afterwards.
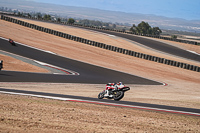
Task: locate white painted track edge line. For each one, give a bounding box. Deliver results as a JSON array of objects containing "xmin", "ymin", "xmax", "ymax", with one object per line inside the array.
[
  {"xmin": 187, "ymin": 50, "xmax": 200, "ymax": 56},
  {"xmin": 0, "ymin": 91, "xmax": 74, "ymax": 101}
]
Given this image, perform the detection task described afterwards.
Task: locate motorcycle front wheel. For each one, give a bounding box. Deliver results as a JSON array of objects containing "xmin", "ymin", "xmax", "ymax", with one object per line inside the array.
[
  {"xmin": 98, "ymin": 92, "xmax": 104, "ymax": 99},
  {"xmin": 113, "ymin": 91, "xmax": 124, "ymax": 101}
]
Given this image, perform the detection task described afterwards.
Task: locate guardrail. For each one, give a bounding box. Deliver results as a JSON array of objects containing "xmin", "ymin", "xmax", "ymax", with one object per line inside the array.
[{"xmin": 1, "ymin": 15, "xmax": 199, "ymax": 72}]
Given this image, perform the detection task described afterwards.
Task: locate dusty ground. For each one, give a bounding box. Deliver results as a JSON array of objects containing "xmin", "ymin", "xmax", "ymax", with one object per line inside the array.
[
  {"xmin": 0, "ymin": 17, "xmax": 200, "ymax": 132},
  {"xmin": 0, "ymin": 94, "xmax": 199, "ymax": 133}
]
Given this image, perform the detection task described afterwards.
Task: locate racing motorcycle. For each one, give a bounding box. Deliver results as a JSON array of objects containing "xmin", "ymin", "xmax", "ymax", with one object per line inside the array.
[
  {"xmin": 9, "ymin": 38, "xmax": 16, "ymax": 46},
  {"xmin": 98, "ymin": 82, "xmax": 130, "ymax": 101}
]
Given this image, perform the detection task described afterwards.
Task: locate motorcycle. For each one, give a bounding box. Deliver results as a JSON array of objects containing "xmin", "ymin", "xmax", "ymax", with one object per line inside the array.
[
  {"xmin": 9, "ymin": 38, "xmax": 16, "ymax": 46},
  {"xmin": 98, "ymin": 82, "xmax": 130, "ymax": 101}
]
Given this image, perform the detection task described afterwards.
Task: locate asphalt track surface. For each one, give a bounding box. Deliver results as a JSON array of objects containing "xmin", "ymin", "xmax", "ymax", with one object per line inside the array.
[
  {"xmin": 71, "ymin": 25, "xmax": 200, "ymax": 62},
  {"xmin": 0, "ymin": 88, "xmax": 199, "ymax": 116},
  {"xmin": 0, "ymin": 38, "xmax": 161, "ymax": 85}
]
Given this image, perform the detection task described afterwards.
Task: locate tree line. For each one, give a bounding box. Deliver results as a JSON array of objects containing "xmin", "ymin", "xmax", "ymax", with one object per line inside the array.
[
  {"xmin": 130, "ymin": 21, "xmax": 162, "ymax": 35},
  {"xmin": 1, "ymin": 6, "xmax": 162, "ymax": 35},
  {"xmin": 78, "ymin": 19, "xmax": 111, "ymax": 28}
]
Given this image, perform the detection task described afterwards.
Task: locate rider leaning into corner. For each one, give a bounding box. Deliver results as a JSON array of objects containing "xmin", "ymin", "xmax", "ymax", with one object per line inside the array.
[
  {"xmin": 9, "ymin": 38, "xmax": 13, "ymax": 43},
  {"xmin": 8, "ymin": 38, "xmax": 15, "ymax": 46},
  {"xmin": 98, "ymin": 81, "xmax": 130, "ymax": 101},
  {"xmin": 104, "ymin": 82, "xmax": 124, "ymax": 97}
]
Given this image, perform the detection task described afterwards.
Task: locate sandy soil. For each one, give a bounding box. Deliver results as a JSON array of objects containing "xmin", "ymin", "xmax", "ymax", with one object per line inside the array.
[{"xmin": 0, "ymin": 17, "xmax": 200, "ymax": 132}]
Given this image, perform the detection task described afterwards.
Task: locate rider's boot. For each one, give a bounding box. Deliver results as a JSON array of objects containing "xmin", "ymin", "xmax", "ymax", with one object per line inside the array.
[{"xmin": 109, "ymin": 94, "xmax": 113, "ymax": 97}]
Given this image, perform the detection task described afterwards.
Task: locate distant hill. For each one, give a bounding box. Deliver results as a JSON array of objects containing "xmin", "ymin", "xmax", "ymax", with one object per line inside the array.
[{"xmin": 1, "ymin": 0, "xmax": 200, "ymax": 33}]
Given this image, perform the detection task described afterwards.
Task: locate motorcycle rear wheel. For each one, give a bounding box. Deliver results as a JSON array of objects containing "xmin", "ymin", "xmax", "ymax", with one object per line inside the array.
[
  {"xmin": 11, "ymin": 42, "xmax": 16, "ymax": 46},
  {"xmin": 113, "ymin": 91, "xmax": 124, "ymax": 101}
]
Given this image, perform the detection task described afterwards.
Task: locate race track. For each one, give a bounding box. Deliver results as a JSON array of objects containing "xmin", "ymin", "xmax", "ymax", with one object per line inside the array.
[{"xmin": 0, "ymin": 38, "xmax": 161, "ymax": 85}]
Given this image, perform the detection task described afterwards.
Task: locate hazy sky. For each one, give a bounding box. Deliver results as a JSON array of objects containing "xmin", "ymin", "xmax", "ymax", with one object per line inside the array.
[{"xmin": 28, "ymin": 0, "xmax": 199, "ymax": 20}]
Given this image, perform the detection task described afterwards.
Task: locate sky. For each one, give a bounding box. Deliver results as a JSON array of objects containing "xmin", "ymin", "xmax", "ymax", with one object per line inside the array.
[{"xmin": 28, "ymin": 0, "xmax": 199, "ymax": 20}]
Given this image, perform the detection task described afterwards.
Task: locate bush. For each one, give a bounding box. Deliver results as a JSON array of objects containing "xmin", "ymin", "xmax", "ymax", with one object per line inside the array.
[{"xmin": 171, "ymin": 35, "xmax": 177, "ymax": 39}]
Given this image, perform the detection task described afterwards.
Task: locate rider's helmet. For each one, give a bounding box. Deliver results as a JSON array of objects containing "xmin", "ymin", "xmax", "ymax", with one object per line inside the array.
[{"xmin": 118, "ymin": 82, "xmax": 122, "ymax": 85}]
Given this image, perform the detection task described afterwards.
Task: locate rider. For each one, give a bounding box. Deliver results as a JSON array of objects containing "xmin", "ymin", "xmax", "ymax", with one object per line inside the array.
[
  {"xmin": 104, "ymin": 82, "xmax": 123, "ymax": 97},
  {"xmin": 9, "ymin": 38, "xmax": 12, "ymax": 42},
  {"xmin": 9, "ymin": 38, "xmax": 14, "ymax": 44}
]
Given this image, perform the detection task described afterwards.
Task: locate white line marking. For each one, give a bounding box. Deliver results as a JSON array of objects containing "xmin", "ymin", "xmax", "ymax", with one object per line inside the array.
[
  {"xmin": 16, "ymin": 42, "xmax": 57, "ymax": 55},
  {"xmin": 0, "ymin": 91, "xmax": 70, "ymax": 101},
  {"xmin": 187, "ymin": 50, "xmax": 200, "ymax": 56},
  {"xmin": 34, "ymin": 60, "xmax": 79, "ymax": 75}
]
